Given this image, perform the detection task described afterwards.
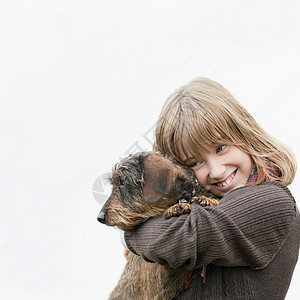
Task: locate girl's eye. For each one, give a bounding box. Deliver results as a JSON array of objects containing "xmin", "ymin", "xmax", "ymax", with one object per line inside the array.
[
  {"xmin": 188, "ymin": 162, "xmax": 201, "ymax": 169},
  {"xmin": 216, "ymin": 145, "xmax": 226, "ymax": 153}
]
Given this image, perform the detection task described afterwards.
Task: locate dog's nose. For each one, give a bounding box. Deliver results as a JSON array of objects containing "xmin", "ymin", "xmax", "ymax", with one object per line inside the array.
[{"xmin": 97, "ymin": 211, "xmax": 106, "ymax": 223}]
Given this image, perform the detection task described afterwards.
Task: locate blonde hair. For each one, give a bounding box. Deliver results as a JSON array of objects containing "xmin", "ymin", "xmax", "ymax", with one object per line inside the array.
[{"xmin": 154, "ymin": 77, "xmax": 297, "ymax": 186}]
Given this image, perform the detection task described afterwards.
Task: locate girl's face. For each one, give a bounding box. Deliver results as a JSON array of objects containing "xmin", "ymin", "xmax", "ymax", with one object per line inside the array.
[{"xmin": 181, "ymin": 145, "xmax": 253, "ymax": 198}]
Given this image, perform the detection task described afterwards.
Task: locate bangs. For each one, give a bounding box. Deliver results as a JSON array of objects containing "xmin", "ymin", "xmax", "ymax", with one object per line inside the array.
[
  {"xmin": 173, "ymin": 113, "xmax": 230, "ymax": 164},
  {"xmin": 155, "ymin": 98, "xmax": 233, "ymax": 164}
]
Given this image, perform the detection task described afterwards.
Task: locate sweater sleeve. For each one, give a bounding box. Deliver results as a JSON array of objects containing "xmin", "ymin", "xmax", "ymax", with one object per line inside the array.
[{"xmin": 124, "ymin": 182, "xmax": 297, "ymax": 270}]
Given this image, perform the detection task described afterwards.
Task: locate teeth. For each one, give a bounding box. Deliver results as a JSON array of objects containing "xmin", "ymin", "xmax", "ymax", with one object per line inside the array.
[{"xmin": 216, "ymin": 172, "xmax": 235, "ymax": 187}]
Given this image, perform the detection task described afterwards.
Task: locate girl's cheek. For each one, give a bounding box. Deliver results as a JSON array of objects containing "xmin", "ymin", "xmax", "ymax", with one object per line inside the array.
[{"xmin": 193, "ymin": 171, "xmax": 206, "ymax": 186}]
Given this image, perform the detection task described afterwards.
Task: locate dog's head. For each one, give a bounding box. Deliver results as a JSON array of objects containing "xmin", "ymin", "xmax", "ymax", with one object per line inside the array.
[{"xmin": 97, "ymin": 151, "xmax": 199, "ymax": 231}]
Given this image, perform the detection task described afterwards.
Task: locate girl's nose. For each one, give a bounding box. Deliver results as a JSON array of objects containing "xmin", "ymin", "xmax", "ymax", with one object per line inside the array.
[{"xmin": 208, "ymin": 161, "xmax": 226, "ymax": 180}]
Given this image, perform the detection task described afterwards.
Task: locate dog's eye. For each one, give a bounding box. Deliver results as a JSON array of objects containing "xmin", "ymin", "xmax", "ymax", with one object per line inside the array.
[{"xmin": 119, "ymin": 178, "xmax": 125, "ymax": 186}]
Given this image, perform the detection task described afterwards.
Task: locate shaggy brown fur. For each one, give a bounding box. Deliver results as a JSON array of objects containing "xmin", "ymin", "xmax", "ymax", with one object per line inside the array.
[{"xmin": 97, "ymin": 151, "xmax": 218, "ymax": 300}]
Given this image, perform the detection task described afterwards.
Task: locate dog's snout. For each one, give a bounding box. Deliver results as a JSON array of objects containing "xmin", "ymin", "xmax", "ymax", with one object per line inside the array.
[
  {"xmin": 97, "ymin": 211, "xmax": 106, "ymax": 223},
  {"xmin": 97, "ymin": 197, "xmax": 111, "ymax": 224}
]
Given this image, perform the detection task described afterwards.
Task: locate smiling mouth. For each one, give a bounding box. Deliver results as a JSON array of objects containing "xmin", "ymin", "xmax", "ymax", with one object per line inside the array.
[{"xmin": 215, "ymin": 170, "xmax": 237, "ymax": 187}]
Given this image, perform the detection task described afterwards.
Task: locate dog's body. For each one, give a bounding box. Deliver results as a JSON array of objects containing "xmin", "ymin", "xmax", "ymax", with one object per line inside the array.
[{"xmin": 98, "ymin": 151, "xmax": 218, "ymax": 300}]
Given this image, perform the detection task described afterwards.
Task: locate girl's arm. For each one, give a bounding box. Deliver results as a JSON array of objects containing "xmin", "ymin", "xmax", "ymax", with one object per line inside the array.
[{"xmin": 124, "ymin": 182, "xmax": 297, "ymax": 269}]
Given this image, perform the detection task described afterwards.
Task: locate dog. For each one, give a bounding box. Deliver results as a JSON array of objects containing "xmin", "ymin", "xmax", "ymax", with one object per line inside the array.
[{"xmin": 97, "ymin": 151, "xmax": 219, "ymax": 300}]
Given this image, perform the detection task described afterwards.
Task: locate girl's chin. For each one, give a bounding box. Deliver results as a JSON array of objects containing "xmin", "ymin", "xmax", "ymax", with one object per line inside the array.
[
  {"xmin": 211, "ymin": 183, "xmax": 246, "ymax": 197},
  {"xmin": 211, "ymin": 189, "xmax": 229, "ymax": 197}
]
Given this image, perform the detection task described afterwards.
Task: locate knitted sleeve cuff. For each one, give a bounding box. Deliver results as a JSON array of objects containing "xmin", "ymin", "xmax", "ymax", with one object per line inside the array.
[{"xmin": 120, "ymin": 230, "xmax": 129, "ymax": 250}]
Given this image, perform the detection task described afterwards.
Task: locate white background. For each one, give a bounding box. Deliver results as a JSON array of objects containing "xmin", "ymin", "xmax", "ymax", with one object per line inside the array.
[{"xmin": 0, "ymin": 1, "xmax": 299, "ymax": 299}]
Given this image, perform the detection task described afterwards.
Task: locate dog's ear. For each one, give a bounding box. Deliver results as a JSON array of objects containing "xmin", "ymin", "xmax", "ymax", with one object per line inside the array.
[{"xmin": 143, "ymin": 154, "xmax": 178, "ymax": 204}]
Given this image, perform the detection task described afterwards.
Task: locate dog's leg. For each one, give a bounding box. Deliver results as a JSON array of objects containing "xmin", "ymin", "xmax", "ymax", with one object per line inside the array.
[
  {"xmin": 191, "ymin": 196, "xmax": 219, "ymax": 207},
  {"xmin": 163, "ymin": 196, "xmax": 219, "ymax": 219},
  {"xmin": 163, "ymin": 200, "xmax": 191, "ymax": 219}
]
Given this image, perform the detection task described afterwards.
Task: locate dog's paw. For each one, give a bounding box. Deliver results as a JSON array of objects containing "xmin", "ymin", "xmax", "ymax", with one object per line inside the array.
[
  {"xmin": 191, "ymin": 196, "xmax": 219, "ymax": 207},
  {"xmin": 163, "ymin": 201, "xmax": 191, "ymax": 219}
]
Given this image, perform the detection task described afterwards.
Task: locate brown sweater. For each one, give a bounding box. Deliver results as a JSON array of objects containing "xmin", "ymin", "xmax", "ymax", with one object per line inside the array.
[{"xmin": 125, "ymin": 182, "xmax": 300, "ymax": 299}]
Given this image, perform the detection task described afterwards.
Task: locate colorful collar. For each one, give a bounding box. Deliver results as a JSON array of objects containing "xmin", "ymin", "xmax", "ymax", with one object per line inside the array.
[{"xmin": 247, "ymin": 164, "xmax": 278, "ymax": 185}]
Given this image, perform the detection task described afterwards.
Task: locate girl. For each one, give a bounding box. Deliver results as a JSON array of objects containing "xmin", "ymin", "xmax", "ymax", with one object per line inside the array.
[{"xmin": 124, "ymin": 77, "xmax": 300, "ymax": 299}]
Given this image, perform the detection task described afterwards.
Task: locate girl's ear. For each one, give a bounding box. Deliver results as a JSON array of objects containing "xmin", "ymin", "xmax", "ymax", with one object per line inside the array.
[{"xmin": 142, "ymin": 154, "xmax": 178, "ymax": 204}]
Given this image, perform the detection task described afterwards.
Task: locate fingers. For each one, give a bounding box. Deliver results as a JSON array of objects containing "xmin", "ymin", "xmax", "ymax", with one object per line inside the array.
[{"xmin": 123, "ymin": 249, "xmax": 129, "ymax": 260}]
